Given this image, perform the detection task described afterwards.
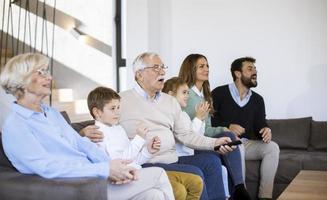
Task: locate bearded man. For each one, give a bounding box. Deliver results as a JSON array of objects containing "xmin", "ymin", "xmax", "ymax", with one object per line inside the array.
[{"xmin": 211, "ymin": 57, "xmax": 280, "ymax": 200}]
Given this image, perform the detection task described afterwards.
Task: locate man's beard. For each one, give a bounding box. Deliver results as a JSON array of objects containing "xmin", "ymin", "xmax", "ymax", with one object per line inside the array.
[{"xmin": 241, "ymin": 75, "xmax": 257, "ymax": 88}]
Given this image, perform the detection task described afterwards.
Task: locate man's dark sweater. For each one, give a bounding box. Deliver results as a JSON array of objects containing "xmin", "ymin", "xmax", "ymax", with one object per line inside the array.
[{"xmin": 211, "ymin": 84, "xmax": 268, "ymax": 140}]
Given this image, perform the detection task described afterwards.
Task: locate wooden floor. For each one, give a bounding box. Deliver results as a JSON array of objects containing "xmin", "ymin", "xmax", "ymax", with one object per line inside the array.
[{"xmin": 278, "ymin": 170, "xmax": 327, "ymax": 200}]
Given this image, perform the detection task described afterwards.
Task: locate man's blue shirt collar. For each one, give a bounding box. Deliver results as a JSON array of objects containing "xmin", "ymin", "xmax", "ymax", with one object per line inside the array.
[
  {"xmin": 228, "ymin": 82, "xmax": 252, "ymax": 107},
  {"xmin": 133, "ymin": 83, "xmax": 161, "ymax": 102}
]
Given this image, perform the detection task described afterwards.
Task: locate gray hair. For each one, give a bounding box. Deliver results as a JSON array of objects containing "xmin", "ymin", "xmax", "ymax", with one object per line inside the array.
[
  {"xmin": 132, "ymin": 52, "xmax": 159, "ymax": 74},
  {"xmin": 0, "ymin": 53, "xmax": 49, "ymax": 99}
]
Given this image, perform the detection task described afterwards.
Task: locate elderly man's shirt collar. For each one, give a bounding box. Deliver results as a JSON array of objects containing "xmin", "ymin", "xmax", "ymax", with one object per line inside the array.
[
  {"xmin": 12, "ymin": 102, "xmax": 49, "ymax": 119},
  {"xmin": 134, "ymin": 83, "xmax": 161, "ymax": 102}
]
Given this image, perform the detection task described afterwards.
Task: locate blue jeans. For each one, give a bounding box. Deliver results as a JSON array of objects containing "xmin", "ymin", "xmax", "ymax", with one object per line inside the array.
[
  {"xmin": 143, "ymin": 153, "xmax": 225, "ymax": 200},
  {"xmin": 196, "ymin": 132, "xmax": 244, "ymax": 189}
]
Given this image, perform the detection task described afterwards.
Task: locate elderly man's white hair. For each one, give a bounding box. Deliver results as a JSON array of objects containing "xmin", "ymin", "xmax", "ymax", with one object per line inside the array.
[{"xmin": 132, "ymin": 52, "xmax": 159, "ymax": 74}]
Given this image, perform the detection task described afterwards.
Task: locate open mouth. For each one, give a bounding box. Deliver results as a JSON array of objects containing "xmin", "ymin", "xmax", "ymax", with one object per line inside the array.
[
  {"xmin": 158, "ymin": 78, "xmax": 165, "ymax": 82},
  {"xmin": 43, "ymin": 84, "xmax": 51, "ymax": 88}
]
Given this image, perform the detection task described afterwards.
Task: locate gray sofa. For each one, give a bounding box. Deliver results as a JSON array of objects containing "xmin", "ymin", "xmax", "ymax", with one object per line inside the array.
[
  {"xmin": 0, "ymin": 112, "xmax": 107, "ymax": 200},
  {"xmin": 245, "ymin": 117, "xmax": 327, "ymax": 199},
  {"xmin": 2, "ymin": 115, "xmax": 326, "ymax": 200}
]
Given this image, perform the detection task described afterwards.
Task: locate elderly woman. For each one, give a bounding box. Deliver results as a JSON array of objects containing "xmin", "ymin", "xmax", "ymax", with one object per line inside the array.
[{"xmin": 0, "ymin": 53, "xmax": 174, "ymax": 200}]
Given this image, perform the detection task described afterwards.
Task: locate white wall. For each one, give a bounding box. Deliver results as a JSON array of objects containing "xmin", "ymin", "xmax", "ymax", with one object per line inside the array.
[{"xmin": 125, "ymin": 0, "xmax": 327, "ymax": 120}]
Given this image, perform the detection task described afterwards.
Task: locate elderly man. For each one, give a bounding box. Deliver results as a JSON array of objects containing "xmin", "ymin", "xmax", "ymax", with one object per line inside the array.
[
  {"xmin": 81, "ymin": 52, "xmax": 251, "ymax": 200},
  {"xmin": 211, "ymin": 57, "xmax": 280, "ymax": 200},
  {"xmin": 119, "ymin": 52, "xmax": 235, "ymax": 200}
]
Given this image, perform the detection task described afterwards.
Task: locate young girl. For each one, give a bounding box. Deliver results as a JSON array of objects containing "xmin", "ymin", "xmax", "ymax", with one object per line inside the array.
[{"xmin": 162, "ymin": 77, "xmax": 230, "ymax": 199}]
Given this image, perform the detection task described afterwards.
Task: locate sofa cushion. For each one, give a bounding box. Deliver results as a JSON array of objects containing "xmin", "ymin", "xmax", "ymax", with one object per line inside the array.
[
  {"xmin": 268, "ymin": 117, "xmax": 312, "ymax": 149},
  {"xmin": 71, "ymin": 120, "xmax": 95, "ymax": 133},
  {"xmin": 310, "ymin": 120, "xmax": 327, "ymax": 150},
  {"xmin": 302, "ymin": 151, "xmax": 327, "ymax": 170},
  {"xmin": 274, "ymin": 150, "xmax": 303, "ymax": 184},
  {"xmin": 0, "ymin": 167, "xmax": 107, "ymax": 200},
  {"xmin": 245, "ymin": 160, "xmax": 261, "ymax": 183},
  {"xmin": 0, "ymin": 132, "xmax": 16, "ymax": 170},
  {"xmin": 60, "ymin": 111, "xmax": 71, "ymax": 124}
]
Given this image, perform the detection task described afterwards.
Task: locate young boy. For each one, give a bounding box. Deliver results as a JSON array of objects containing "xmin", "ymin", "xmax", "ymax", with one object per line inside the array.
[
  {"xmin": 87, "ymin": 86, "xmax": 203, "ymax": 200},
  {"xmin": 163, "ymin": 77, "xmax": 230, "ymax": 200}
]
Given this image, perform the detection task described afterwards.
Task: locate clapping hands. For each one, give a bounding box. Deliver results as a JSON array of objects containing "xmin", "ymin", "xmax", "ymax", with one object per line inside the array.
[{"xmin": 195, "ymin": 101, "xmax": 210, "ymax": 121}]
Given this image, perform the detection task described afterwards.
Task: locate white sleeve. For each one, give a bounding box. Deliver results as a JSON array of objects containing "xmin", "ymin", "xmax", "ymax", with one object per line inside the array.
[
  {"xmin": 121, "ymin": 134, "xmax": 146, "ymax": 160},
  {"xmin": 192, "ymin": 117, "xmax": 205, "ymax": 135},
  {"xmin": 134, "ymin": 146, "xmax": 152, "ymax": 165},
  {"xmin": 173, "ymin": 100, "xmax": 216, "ymax": 150}
]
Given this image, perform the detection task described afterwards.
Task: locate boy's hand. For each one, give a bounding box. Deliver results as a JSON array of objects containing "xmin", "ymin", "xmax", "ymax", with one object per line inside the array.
[
  {"xmin": 79, "ymin": 125, "xmax": 104, "ymax": 143},
  {"xmin": 147, "ymin": 136, "xmax": 161, "ymax": 154},
  {"xmin": 195, "ymin": 101, "xmax": 210, "ymax": 121},
  {"xmin": 136, "ymin": 123, "xmax": 148, "ymax": 139}
]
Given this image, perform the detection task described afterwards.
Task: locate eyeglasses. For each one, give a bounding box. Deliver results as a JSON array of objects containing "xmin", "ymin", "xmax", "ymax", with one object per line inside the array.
[
  {"xmin": 36, "ymin": 68, "xmax": 51, "ymax": 77},
  {"xmin": 143, "ymin": 64, "xmax": 168, "ymax": 72}
]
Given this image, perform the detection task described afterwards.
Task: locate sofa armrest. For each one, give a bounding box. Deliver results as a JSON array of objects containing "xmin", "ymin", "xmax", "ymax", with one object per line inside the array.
[{"xmin": 0, "ymin": 167, "xmax": 107, "ymax": 200}]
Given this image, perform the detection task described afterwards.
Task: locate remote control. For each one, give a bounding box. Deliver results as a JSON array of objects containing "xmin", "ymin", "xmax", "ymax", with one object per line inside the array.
[{"xmin": 214, "ymin": 140, "xmax": 242, "ymax": 151}]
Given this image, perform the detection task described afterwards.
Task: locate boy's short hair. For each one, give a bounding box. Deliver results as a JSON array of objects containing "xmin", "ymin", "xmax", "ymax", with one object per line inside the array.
[
  {"xmin": 162, "ymin": 77, "xmax": 187, "ymax": 95},
  {"xmin": 87, "ymin": 86, "xmax": 121, "ymax": 119}
]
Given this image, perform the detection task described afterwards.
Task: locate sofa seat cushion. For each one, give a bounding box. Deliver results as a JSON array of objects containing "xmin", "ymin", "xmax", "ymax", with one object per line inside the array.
[
  {"xmin": 274, "ymin": 150, "xmax": 304, "ymax": 184},
  {"xmin": 301, "ymin": 151, "xmax": 327, "ymax": 170},
  {"xmin": 310, "ymin": 120, "xmax": 327, "ymax": 150},
  {"xmin": 0, "ymin": 167, "xmax": 107, "ymax": 200},
  {"xmin": 269, "ymin": 117, "xmax": 312, "ymax": 149},
  {"xmin": 245, "ymin": 160, "xmax": 261, "ymax": 182}
]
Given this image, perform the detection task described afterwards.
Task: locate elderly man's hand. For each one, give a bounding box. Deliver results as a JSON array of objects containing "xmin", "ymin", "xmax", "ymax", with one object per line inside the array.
[
  {"xmin": 108, "ymin": 159, "xmax": 138, "ymax": 185},
  {"xmin": 214, "ymin": 137, "xmax": 236, "ymax": 154},
  {"xmin": 79, "ymin": 125, "xmax": 104, "ymax": 143}
]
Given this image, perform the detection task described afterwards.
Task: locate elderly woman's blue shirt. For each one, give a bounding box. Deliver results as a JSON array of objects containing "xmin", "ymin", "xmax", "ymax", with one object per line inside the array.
[{"xmin": 2, "ymin": 102, "xmax": 110, "ymax": 179}]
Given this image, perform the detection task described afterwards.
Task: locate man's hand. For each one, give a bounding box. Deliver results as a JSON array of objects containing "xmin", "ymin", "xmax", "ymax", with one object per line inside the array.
[
  {"xmin": 79, "ymin": 125, "xmax": 104, "ymax": 143},
  {"xmin": 195, "ymin": 101, "xmax": 210, "ymax": 121},
  {"xmin": 214, "ymin": 137, "xmax": 235, "ymax": 154},
  {"xmin": 109, "ymin": 159, "xmax": 138, "ymax": 185},
  {"xmin": 147, "ymin": 136, "xmax": 161, "ymax": 154},
  {"xmin": 229, "ymin": 124, "xmax": 245, "ymax": 136},
  {"xmin": 259, "ymin": 127, "xmax": 272, "ymax": 143}
]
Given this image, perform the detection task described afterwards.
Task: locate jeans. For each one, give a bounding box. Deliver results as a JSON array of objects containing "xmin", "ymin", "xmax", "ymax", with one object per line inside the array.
[
  {"xmin": 143, "ymin": 152, "xmax": 226, "ymax": 200},
  {"xmin": 196, "ymin": 132, "xmax": 245, "ymax": 191}
]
